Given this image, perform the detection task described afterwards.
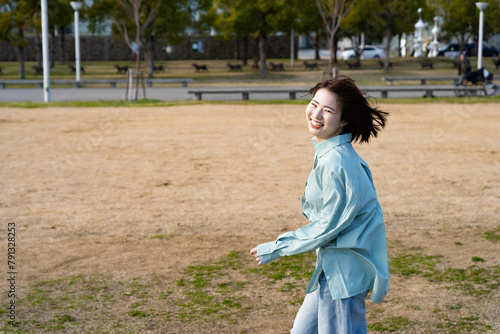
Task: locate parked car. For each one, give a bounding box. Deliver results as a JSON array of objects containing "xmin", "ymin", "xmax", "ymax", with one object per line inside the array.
[
  {"xmin": 437, "ymin": 43, "xmax": 499, "ymax": 57},
  {"xmin": 339, "ymin": 45, "xmax": 385, "ymax": 60}
]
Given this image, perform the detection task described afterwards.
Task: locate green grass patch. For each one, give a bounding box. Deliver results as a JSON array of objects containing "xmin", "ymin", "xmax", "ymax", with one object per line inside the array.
[
  {"xmin": 391, "ymin": 250, "xmax": 500, "ymax": 297},
  {"xmin": 484, "ymin": 228, "xmax": 500, "ymax": 243},
  {"xmin": 127, "ymin": 310, "xmax": 148, "ymax": 317},
  {"xmin": 368, "ymin": 316, "xmax": 411, "ymax": 332},
  {"xmin": 389, "ymin": 252, "xmax": 442, "ymax": 277},
  {"xmin": 247, "ymin": 251, "xmax": 316, "ymax": 283},
  {"xmin": 436, "ymin": 316, "xmax": 492, "ymax": 333}
]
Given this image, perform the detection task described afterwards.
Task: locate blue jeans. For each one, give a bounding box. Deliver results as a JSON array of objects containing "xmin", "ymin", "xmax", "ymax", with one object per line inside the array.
[{"xmin": 291, "ymin": 273, "xmax": 368, "ymax": 334}]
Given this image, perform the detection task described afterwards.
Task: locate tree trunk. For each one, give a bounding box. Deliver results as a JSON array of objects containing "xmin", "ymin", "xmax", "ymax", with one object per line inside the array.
[
  {"xmin": 242, "ymin": 36, "xmax": 249, "ymax": 65},
  {"xmin": 235, "ymin": 38, "xmax": 240, "ymax": 60},
  {"xmin": 59, "ymin": 26, "xmax": 66, "ymax": 63},
  {"xmin": 328, "ymin": 33, "xmax": 335, "ymax": 72},
  {"xmin": 315, "ymin": 31, "xmax": 321, "ymax": 60},
  {"xmin": 50, "ymin": 30, "xmax": 56, "ymax": 68},
  {"xmin": 17, "ymin": 45, "xmax": 25, "ymax": 79},
  {"xmin": 36, "ymin": 34, "xmax": 43, "ymax": 68},
  {"xmin": 384, "ymin": 10, "xmax": 392, "ymax": 73},
  {"xmin": 146, "ymin": 35, "xmax": 155, "ymax": 78},
  {"xmin": 259, "ymin": 31, "xmax": 268, "ymax": 74},
  {"xmin": 333, "ymin": 33, "xmax": 338, "ymax": 64}
]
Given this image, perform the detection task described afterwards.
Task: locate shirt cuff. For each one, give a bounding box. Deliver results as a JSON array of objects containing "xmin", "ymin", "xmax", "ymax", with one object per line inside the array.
[{"xmin": 256, "ymin": 241, "xmax": 282, "ymax": 265}]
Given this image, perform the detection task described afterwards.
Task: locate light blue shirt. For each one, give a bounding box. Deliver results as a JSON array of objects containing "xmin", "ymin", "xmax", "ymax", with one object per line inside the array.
[{"xmin": 257, "ymin": 133, "xmax": 389, "ymax": 303}]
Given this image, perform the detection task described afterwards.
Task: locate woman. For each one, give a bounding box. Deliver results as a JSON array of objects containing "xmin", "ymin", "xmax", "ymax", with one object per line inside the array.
[{"xmin": 250, "ymin": 76, "xmax": 389, "ymax": 334}]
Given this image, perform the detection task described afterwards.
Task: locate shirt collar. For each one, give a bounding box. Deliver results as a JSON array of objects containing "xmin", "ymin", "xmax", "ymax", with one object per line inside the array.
[{"xmin": 312, "ymin": 133, "xmax": 352, "ymax": 158}]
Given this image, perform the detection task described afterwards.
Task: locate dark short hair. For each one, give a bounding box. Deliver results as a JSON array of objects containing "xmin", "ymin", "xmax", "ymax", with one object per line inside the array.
[{"xmin": 309, "ymin": 75, "xmax": 388, "ymax": 143}]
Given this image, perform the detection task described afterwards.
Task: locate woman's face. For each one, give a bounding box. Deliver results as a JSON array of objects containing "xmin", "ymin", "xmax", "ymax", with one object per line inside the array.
[{"xmin": 305, "ymin": 88, "xmax": 345, "ymax": 143}]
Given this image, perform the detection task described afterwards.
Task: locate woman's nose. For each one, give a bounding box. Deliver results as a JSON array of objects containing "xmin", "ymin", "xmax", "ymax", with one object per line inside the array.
[{"xmin": 312, "ymin": 108, "xmax": 323, "ymax": 119}]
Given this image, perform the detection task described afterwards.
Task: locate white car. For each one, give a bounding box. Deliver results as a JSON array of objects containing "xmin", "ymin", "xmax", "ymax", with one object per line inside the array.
[{"xmin": 339, "ymin": 45, "xmax": 385, "ymax": 60}]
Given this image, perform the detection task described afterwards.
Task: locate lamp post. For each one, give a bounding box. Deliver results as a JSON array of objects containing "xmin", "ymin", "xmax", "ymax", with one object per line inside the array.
[
  {"xmin": 70, "ymin": 2, "xmax": 83, "ymax": 84},
  {"xmin": 414, "ymin": 8, "xmax": 426, "ymax": 58},
  {"xmin": 476, "ymin": 2, "xmax": 489, "ymax": 69},
  {"xmin": 41, "ymin": 0, "xmax": 50, "ymax": 102}
]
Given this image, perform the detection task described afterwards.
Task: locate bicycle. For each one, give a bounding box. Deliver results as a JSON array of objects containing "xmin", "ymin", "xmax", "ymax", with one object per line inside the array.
[{"xmin": 454, "ymin": 68, "xmax": 499, "ymax": 97}]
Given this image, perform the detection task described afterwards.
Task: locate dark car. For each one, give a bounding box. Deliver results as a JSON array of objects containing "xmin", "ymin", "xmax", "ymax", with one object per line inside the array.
[{"xmin": 437, "ymin": 43, "xmax": 499, "ymax": 57}]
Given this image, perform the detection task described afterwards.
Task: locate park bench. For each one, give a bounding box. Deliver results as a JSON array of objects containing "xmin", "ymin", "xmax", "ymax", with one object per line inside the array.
[
  {"xmin": 227, "ymin": 63, "xmax": 243, "ymax": 71},
  {"xmin": 269, "ymin": 62, "xmax": 284, "ymax": 71},
  {"xmin": 382, "ymin": 76, "xmax": 460, "ymax": 86},
  {"xmin": 187, "ymin": 85, "xmax": 490, "ymax": 101},
  {"xmin": 419, "ymin": 61, "xmax": 434, "ymax": 69},
  {"xmin": 192, "ymin": 63, "xmax": 208, "ymax": 72},
  {"xmin": 303, "ymin": 61, "xmax": 319, "ymax": 70},
  {"xmin": 188, "ymin": 88, "xmax": 309, "ymax": 101},
  {"xmin": 69, "ymin": 65, "xmax": 85, "ymax": 74},
  {"xmin": 114, "ymin": 65, "xmax": 129, "ymax": 74},
  {"xmin": 0, "ymin": 78, "xmax": 193, "ymax": 89},
  {"xmin": 153, "ymin": 65, "xmax": 165, "ymax": 73},
  {"xmin": 345, "ymin": 59, "xmax": 361, "ymax": 69},
  {"xmin": 378, "ymin": 60, "xmax": 393, "ymax": 69},
  {"xmin": 33, "ymin": 66, "xmax": 43, "ymax": 75},
  {"xmin": 493, "ymin": 58, "xmax": 500, "ymax": 70}
]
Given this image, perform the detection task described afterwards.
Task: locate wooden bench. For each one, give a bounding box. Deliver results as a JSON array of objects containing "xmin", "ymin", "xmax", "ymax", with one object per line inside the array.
[
  {"xmin": 303, "ymin": 61, "xmax": 319, "ymax": 70},
  {"xmin": 419, "ymin": 61, "xmax": 433, "ymax": 69},
  {"xmin": 188, "ymin": 88, "xmax": 309, "ymax": 101},
  {"xmin": 382, "ymin": 76, "xmax": 460, "ymax": 86},
  {"xmin": 0, "ymin": 78, "xmax": 193, "ymax": 89},
  {"xmin": 269, "ymin": 62, "xmax": 285, "ymax": 71},
  {"xmin": 363, "ymin": 85, "xmax": 488, "ymax": 98},
  {"xmin": 345, "ymin": 59, "xmax": 361, "ymax": 69},
  {"xmin": 493, "ymin": 58, "xmax": 500, "ymax": 70},
  {"xmin": 188, "ymin": 85, "xmax": 490, "ymax": 100}
]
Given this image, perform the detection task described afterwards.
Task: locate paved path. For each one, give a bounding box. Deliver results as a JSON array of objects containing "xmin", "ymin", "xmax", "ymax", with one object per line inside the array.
[{"xmin": 0, "ymin": 85, "xmax": 470, "ymax": 103}]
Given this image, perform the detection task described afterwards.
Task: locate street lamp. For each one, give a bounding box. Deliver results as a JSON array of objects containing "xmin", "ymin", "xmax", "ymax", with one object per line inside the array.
[
  {"xmin": 70, "ymin": 1, "xmax": 83, "ymax": 84},
  {"xmin": 476, "ymin": 2, "xmax": 489, "ymax": 69}
]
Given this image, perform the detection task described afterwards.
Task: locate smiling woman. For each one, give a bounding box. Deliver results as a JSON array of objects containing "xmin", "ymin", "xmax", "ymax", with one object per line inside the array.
[{"xmin": 251, "ymin": 75, "xmax": 390, "ymax": 334}]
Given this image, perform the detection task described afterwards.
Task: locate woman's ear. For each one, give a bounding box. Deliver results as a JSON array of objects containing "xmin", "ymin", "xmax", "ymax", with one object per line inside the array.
[{"xmin": 340, "ymin": 121, "xmax": 348, "ymax": 127}]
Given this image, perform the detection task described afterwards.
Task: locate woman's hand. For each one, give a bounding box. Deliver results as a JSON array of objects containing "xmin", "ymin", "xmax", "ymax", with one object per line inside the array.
[{"xmin": 250, "ymin": 248, "xmax": 262, "ymax": 266}]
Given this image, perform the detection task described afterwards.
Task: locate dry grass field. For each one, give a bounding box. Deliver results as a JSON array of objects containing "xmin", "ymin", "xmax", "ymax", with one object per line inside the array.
[{"xmin": 0, "ymin": 102, "xmax": 499, "ymax": 333}]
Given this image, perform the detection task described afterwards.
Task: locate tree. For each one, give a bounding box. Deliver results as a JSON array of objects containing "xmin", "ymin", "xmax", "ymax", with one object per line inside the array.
[
  {"xmin": 437, "ymin": 0, "xmax": 500, "ymax": 55},
  {"xmin": 342, "ymin": 0, "xmax": 427, "ymax": 73},
  {"xmin": 212, "ymin": 0, "xmax": 295, "ymax": 74},
  {"xmin": 88, "ymin": 0, "xmax": 191, "ymax": 78},
  {"xmin": 48, "ymin": 0, "xmax": 73, "ymax": 67},
  {"xmin": 292, "ymin": 0, "xmax": 324, "ymax": 60},
  {"xmin": 0, "ymin": 0, "xmax": 40, "ymax": 79},
  {"xmin": 316, "ymin": 0, "xmax": 354, "ymax": 72}
]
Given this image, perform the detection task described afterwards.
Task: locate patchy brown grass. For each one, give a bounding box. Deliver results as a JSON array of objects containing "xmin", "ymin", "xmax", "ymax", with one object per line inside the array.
[{"xmin": 0, "ymin": 103, "xmax": 499, "ymax": 333}]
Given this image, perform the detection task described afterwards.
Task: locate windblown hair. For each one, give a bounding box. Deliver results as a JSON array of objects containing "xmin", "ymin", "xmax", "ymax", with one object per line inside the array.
[{"xmin": 309, "ymin": 75, "xmax": 389, "ymax": 143}]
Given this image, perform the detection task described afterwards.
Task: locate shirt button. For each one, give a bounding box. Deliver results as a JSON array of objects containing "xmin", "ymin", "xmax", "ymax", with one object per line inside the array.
[{"xmin": 326, "ymin": 276, "xmax": 330, "ymax": 280}]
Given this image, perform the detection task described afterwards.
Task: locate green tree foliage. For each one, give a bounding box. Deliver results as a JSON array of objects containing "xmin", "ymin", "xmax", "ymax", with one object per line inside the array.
[
  {"xmin": 87, "ymin": 0, "xmax": 191, "ymax": 77},
  {"xmin": 212, "ymin": 0, "xmax": 295, "ymax": 74},
  {"xmin": 342, "ymin": 0, "xmax": 427, "ymax": 72},
  {"xmin": 437, "ymin": 0, "xmax": 500, "ymax": 54},
  {"xmin": 0, "ymin": 0, "xmax": 41, "ymax": 78},
  {"xmin": 48, "ymin": 0, "xmax": 73, "ymax": 66},
  {"xmin": 316, "ymin": 0, "xmax": 354, "ymax": 72},
  {"xmin": 291, "ymin": 0, "xmax": 324, "ymax": 60}
]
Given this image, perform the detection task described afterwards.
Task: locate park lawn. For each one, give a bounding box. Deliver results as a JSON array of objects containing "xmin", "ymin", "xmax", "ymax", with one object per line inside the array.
[{"xmin": 1, "ymin": 56, "xmax": 498, "ymax": 87}]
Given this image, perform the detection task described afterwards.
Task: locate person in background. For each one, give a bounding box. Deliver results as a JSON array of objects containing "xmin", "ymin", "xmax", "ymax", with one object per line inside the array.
[
  {"xmin": 250, "ymin": 76, "xmax": 390, "ymax": 334},
  {"xmin": 458, "ymin": 52, "xmax": 471, "ymax": 84}
]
